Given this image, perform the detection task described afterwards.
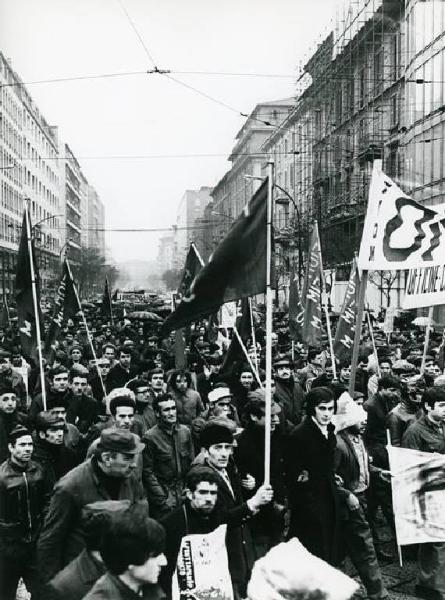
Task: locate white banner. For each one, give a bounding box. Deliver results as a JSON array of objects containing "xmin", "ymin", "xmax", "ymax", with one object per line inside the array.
[
  {"xmin": 403, "ymin": 266, "xmax": 445, "ymax": 309},
  {"xmin": 172, "ymin": 524, "xmax": 233, "ymax": 600},
  {"xmin": 358, "ymin": 163, "xmax": 445, "ymax": 271},
  {"xmin": 388, "ymin": 445, "xmax": 445, "ymax": 545},
  {"xmin": 220, "ymin": 302, "xmax": 237, "ymax": 328}
]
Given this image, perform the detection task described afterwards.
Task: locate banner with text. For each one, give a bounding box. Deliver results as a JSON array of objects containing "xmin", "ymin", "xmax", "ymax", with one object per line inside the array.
[
  {"xmin": 403, "ymin": 266, "xmax": 445, "ymax": 309},
  {"xmin": 358, "ymin": 163, "xmax": 445, "ymax": 271}
]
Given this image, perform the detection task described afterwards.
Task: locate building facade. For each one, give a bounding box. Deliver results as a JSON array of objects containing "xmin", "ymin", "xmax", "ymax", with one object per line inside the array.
[
  {"xmin": 174, "ymin": 186, "xmax": 213, "ymax": 267},
  {"xmin": 82, "ymin": 184, "xmax": 105, "ymax": 256},
  {"xmin": 59, "ymin": 143, "xmax": 86, "ymax": 264},
  {"xmin": 157, "ymin": 233, "xmax": 175, "ymax": 274}
]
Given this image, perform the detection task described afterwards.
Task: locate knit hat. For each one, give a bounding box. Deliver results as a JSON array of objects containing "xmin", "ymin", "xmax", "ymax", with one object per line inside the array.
[
  {"xmin": 208, "ymin": 387, "xmax": 232, "ymax": 404},
  {"xmin": 332, "ymin": 392, "xmax": 367, "ymax": 432},
  {"xmin": 247, "ymin": 538, "xmax": 358, "ymax": 600},
  {"xmin": 200, "ymin": 422, "xmax": 233, "ymax": 449}
]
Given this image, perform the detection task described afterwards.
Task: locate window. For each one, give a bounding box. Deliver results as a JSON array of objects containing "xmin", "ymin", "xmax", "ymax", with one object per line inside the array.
[
  {"xmin": 358, "ymin": 67, "xmax": 366, "ymax": 108},
  {"xmin": 374, "ymin": 49, "xmax": 384, "ymax": 94},
  {"xmin": 390, "ymin": 94, "xmax": 399, "ymax": 128}
]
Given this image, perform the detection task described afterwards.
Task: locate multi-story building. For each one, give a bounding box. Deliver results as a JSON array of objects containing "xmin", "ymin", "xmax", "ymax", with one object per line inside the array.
[
  {"xmin": 59, "ymin": 143, "xmax": 85, "ymax": 264},
  {"xmin": 0, "ymin": 51, "xmax": 62, "ymax": 296},
  {"xmin": 157, "ymin": 234, "xmax": 175, "ymax": 274},
  {"xmin": 174, "ymin": 186, "xmax": 213, "ymax": 267},
  {"xmin": 82, "ymin": 185, "xmax": 105, "ymax": 256}
]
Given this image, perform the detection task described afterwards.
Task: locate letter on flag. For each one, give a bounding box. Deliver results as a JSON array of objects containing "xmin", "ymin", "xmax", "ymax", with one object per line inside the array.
[
  {"xmin": 358, "ymin": 162, "xmax": 445, "ymax": 270},
  {"xmin": 161, "ymin": 180, "xmax": 269, "ymax": 336},
  {"xmin": 44, "ymin": 260, "xmax": 81, "ymax": 356},
  {"xmin": 15, "ymin": 207, "xmax": 42, "ymax": 358},
  {"xmin": 302, "ymin": 223, "xmax": 323, "ymax": 346},
  {"xmin": 388, "ymin": 445, "xmax": 445, "ymax": 545},
  {"xmin": 333, "ymin": 260, "xmax": 360, "ymax": 361},
  {"xmin": 172, "ymin": 524, "xmax": 233, "ymax": 600}
]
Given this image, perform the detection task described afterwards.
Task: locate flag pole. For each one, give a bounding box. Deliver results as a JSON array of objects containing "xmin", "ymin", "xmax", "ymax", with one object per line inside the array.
[
  {"xmin": 349, "ymin": 270, "xmax": 368, "ymax": 395},
  {"xmin": 366, "ymin": 308, "xmax": 381, "ymax": 378},
  {"xmin": 386, "ymin": 429, "xmax": 403, "ymax": 567},
  {"xmin": 320, "ymin": 264, "xmax": 337, "ymax": 380},
  {"xmin": 233, "ymin": 326, "xmax": 263, "ymax": 388},
  {"xmin": 26, "ymin": 205, "xmax": 47, "ymax": 410},
  {"xmin": 264, "ymin": 162, "xmax": 274, "ymax": 486},
  {"xmin": 66, "ymin": 259, "xmax": 107, "ymax": 400},
  {"xmin": 420, "ymin": 306, "xmax": 434, "ymax": 374},
  {"xmin": 248, "ymin": 297, "xmax": 259, "ymax": 373}
]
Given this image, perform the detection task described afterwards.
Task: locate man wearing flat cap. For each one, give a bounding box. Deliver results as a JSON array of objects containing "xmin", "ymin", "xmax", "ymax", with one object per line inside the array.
[
  {"xmin": 273, "ymin": 356, "xmax": 305, "ymax": 426},
  {"xmin": 38, "ymin": 427, "xmax": 145, "ymax": 584}
]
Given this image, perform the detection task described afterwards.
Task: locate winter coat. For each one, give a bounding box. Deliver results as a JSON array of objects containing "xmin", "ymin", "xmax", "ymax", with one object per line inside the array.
[
  {"xmin": 83, "ymin": 573, "xmax": 165, "ymax": 600},
  {"xmin": 274, "ymin": 376, "xmax": 305, "ymax": 425},
  {"xmin": 37, "ymin": 457, "xmax": 145, "ymax": 583},
  {"xmin": 33, "ymin": 438, "xmax": 79, "ymax": 489},
  {"xmin": 170, "ymin": 388, "xmax": 204, "ymax": 426},
  {"xmin": 46, "ymin": 548, "xmax": 105, "ymax": 600}
]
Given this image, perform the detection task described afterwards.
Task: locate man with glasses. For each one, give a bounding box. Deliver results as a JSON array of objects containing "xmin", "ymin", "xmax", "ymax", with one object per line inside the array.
[
  {"xmin": 168, "ymin": 369, "xmax": 204, "ymax": 427},
  {"xmin": 89, "ymin": 358, "xmax": 111, "ymax": 412},
  {"xmin": 126, "ymin": 379, "xmax": 157, "ymax": 435}
]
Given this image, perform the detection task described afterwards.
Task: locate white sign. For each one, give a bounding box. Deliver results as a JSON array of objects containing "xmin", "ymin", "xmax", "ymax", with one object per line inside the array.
[
  {"xmin": 403, "ymin": 266, "xmax": 445, "ymax": 309},
  {"xmin": 172, "ymin": 524, "xmax": 233, "ymax": 600},
  {"xmin": 220, "ymin": 302, "xmax": 237, "ymax": 328},
  {"xmin": 358, "ymin": 163, "xmax": 445, "ymax": 271}
]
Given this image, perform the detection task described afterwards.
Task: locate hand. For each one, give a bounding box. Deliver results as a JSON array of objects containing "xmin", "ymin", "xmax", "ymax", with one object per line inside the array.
[
  {"xmin": 297, "ymin": 469, "xmax": 309, "ymax": 483},
  {"xmin": 379, "ymin": 469, "xmax": 392, "ymax": 483},
  {"xmin": 247, "ymin": 484, "xmax": 274, "ymax": 512},
  {"xmin": 334, "ymin": 474, "xmax": 344, "ymax": 487},
  {"xmin": 346, "ymin": 493, "xmax": 360, "ymax": 511},
  {"xmin": 241, "ymin": 474, "xmax": 256, "ymax": 491}
]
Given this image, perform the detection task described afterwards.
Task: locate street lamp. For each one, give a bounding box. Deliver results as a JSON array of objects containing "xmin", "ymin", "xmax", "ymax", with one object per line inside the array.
[{"xmin": 243, "ymin": 175, "xmax": 303, "ymax": 284}]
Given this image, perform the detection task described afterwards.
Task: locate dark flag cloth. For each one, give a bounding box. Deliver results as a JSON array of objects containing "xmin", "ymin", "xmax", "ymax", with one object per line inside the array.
[
  {"xmin": 15, "ymin": 207, "xmax": 42, "ymax": 358},
  {"xmin": 288, "ymin": 269, "xmax": 304, "ymax": 342},
  {"xmin": 302, "ymin": 223, "xmax": 323, "ymax": 346},
  {"xmin": 221, "ymin": 298, "xmax": 252, "ymax": 377},
  {"xmin": 112, "ymin": 288, "xmax": 119, "ymax": 301},
  {"xmin": 160, "ymin": 179, "xmax": 269, "ymax": 337},
  {"xmin": 44, "ymin": 260, "xmax": 81, "ymax": 357},
  {"xmin": 207, "ymin": 312, "xmax": 219, "ymax": 344},
  {"xmin": 333, "ymin": 260, "xmax": 360, "ymax": 361},
  {"xmin": 0, "ymin": 294, "xmax": 11, "ymax": 329},
  {"xmin": 102, "ymin": 277, "xmax": 113, "ymax": 319},
  {"xmin": 178, "ymin": 243, "xmax": 204, "ymax": 299}
]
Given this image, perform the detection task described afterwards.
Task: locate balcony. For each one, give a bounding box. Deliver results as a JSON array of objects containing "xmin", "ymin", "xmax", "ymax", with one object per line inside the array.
[{"xmin": 357, "ymin": 133, "xmax": 383, "ymax": 162}]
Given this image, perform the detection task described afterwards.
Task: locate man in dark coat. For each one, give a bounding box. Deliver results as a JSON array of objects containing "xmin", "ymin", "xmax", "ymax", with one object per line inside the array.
[
  {"xmin": 37, "ymin": 428, "xmax": 145, "ymax": 583},
  {"xmin": 0, "ymin": 387, "xmax": 26, "ymax": 463},
  {"xmin": 107, "ymin": 347, "xmax": 137, "ymax": 391},
  {"xmin": 274, "ymin": 357, "xmax": 305, "ymax": 425},
  {"xmin": 285, "ymin": 386, "xmax": 344, "ymax": 565}
]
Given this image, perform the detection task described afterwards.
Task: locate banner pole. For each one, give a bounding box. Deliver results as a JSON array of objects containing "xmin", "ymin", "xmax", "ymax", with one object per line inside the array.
[
  {"xmin": 233, "ymin": 326, "xmax": 263, "ymax": 388},
  {"xmin": 26, "ymin": 205, "xmax": 47, "ymax": 410},
  {"xmin": 366, "ymin": 308, "xmax": 381, "ymax": 378},
  {"xmin": 248, "ymin": 297, "xmax": 259, "ymax": 373},
  {"xmin": 349, "ymin": 270, "xmax": 368, "ymax": 396},
  {"xmin": 264, "ymin": 162, "xmax": 274, "ymax": 486},
  {"xmin": 66, "ymin": 259, "xmax": 107, "ymax": 400},
  {"xmin": 420, "ymin": 306, "xmax": 434, "ymax": 374},
  {"xmin": 386, "ymin": 429, "xmax": 403, "ymax": 567}
]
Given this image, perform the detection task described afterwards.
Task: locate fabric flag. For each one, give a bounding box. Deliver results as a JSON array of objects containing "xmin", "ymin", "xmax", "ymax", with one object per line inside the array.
[
  {"xmin": 44, "ymin": 260, "xmax": 81, "ymax": 356},
  {"xmin": 288, "ymin": 269, "xmax": 304, "ymax": 342},
  {"xmin": 161, "ymin": 180, "xmax": 269, "ymax": 336},
  {"xmin": 358, "ymin": 161, "xmax": 445, "ymax": 270},
  {"xmin": 102, "ymin": 277, "xmax": 113, "ymax": 319},
  {"xmin": 387, "ymin": 445, "xmax": 445, "ymax": 545},
  {"xmin": 172, "ymin": 524, "xmax": 233, "ymax": 600},
  {"xmin": 112, "ymin": 288, "xmax": 119, "ymax": 301},
  {"xmin": 333, "ymin": 259, "xmax": 360, "ymax": 360},
  {"xmin": 302, "ymin": 222, "xmax": 323, "ymax": 346},
  {"xmin": 15, "ymin": 207, "xmax": 42, "ymax": 358},
  {"xmin": 0, "ymin": 293, "xmax": 11, "ymax": 329},
  {"xmin": 221, "ymin": 297, "xmax": 252, "ymax": 376},
  {"xmin": 177, "ymin": 243, "xmax": 204, "ymax": 299}
]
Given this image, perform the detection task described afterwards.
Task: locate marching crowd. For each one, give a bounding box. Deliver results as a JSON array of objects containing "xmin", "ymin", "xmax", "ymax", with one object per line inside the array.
[{"xmin": 1, "ymin": 308, "xmax": 445, "ymax": 600}]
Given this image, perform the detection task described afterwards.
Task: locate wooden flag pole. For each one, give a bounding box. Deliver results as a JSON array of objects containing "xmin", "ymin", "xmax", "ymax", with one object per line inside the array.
[
  {"xmin": 349, "ymin": 270, "xmax": 368, "ymax": 396},
  {"xmin": 366, "ymin": 308, "xmax": 381, "ymax": 378},
  {"xmin": 26, "ymin": 205, "xmax": 47, "ymax": 410},
  {"xmin": 386, "ymin": 428, "xmax": 403, "ymax": 567},
  {"xmin": 233, "ymin": 326, "xmax": 263, "ymax": 388},
  {"xmin": 420, "ymin": 306, "xmax": 434, "ymax": 374},
  {"xmin": 264, "ymin": 162, "xmax": 274, "ymax": 486},
  {"xmin": 66, "ymin": 259, "xmax": 107, "ymax": 401},
  {"xmin": 248, "ymin": 297, "xmax": 259, "ymax": 373}
]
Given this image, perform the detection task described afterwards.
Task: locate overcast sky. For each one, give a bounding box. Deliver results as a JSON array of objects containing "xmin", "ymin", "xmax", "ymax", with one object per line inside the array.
[{"xmin": 1, "ymin": 0, "xmax": 335, "ymax": 263}]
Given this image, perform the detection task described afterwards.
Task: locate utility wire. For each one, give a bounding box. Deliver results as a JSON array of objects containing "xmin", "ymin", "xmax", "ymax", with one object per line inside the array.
[{"xmin": 116, "ymin": 0, "xmax": 158, "ymax": 68}]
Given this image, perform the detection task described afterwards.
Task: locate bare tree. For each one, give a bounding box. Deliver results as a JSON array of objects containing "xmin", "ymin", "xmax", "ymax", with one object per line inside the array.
[{"xmin": 368, "ymin": 270, "xmax": 398, "ymax": 307}]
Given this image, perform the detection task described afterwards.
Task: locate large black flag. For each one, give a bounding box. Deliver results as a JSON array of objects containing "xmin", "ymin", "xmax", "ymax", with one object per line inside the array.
[
  {"xmin": 333, "ymin": 259, "xmax": 360, "ymax": 361},
  {"xmin": 44, "ymin": 260, "xmax": 81, "ymax": 356},
  {"xmin": 15, "ymin": 207, "xmax": 42, "ymax": 358},
  {"xmin": 161, "ymin": 179, "xmax": 269, "ymax": 336},
  {"xmin": 102, "ymin": 277, "xmax": 113, "ymax": 319},
  {"xmin": 178, "ymin": 243, "xmax": 204, "ymax": 299}
]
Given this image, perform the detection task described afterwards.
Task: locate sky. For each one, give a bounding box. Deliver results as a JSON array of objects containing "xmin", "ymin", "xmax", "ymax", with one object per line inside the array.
[{"xmin": 0, "ymin": 0, "xmax": 336, "ymax": 264}]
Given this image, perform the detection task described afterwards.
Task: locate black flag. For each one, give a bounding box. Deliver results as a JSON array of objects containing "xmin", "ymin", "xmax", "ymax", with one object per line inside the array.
[
  {"xmin": 102, "ymin": 277, "xmax": 113, "ymax": 319},
  {"xmin": 44, "ymin": 260, "xmax": 81, "ymax": 356},
  {"xmin": 161, "ymin": 180, "xmax": 269, "ymax": 336},
  {"xmin": 15, "ymin": 207, "xmax": 42, "ymax": 358}
]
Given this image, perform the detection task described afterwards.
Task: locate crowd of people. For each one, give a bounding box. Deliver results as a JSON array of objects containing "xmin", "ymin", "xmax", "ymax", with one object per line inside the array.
[{"xmin": 1, "ymin": 305, "xmax": 445, "ymax": 600}]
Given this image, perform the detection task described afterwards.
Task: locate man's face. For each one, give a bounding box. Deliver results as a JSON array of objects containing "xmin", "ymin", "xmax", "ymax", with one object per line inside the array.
[
  {"xmin": 105, "ymin": 451, "xmax": 138, "ymax": 478},
  {"xmin": 105, "ymin": 329, "xmax": 112, "ymax": 338},
  {"xmin": 380, "ymin": 362, "xmax": 392, "ymax": 376},
  {"xmin": 42, "ymin": 427, "xmax": 64, "ymax": 445},
  {"xmin": 150, "ymin": 373, "xmax": 164, "ymax": 391},
  {"xmin": 0, "ymin": 357, "xmax": 11, "ymax": 373},
  {"xmin": 175, "ymin": 376, "xmax": 188, "ymax": 393},
  {"xmin": 9, "ymin": 435, "xmax": 33, "ymax": 464},
  {"xmin": 312, "ymin": 353, "xmax": 323, "ymax": 367},
  {"xmin": 104, "ymin": 348, "xmax": 115, "ymax": 361},
  {"xmin": 132, "ymin": 553, "xmax": 167, "ymax": 585},
  {"xmin": 206, "ymin": 442, "xmax": 232, "ymax": 470},
  {"xmin": 271, "ymin": 333, "xmax": 278, "ymax": 347},
  {"xmin": 114, "ymin": 406, "xmax": 135, "ymax": 430},
  {"xmin": 187, "ymin": 481, "xmax": 218, "ymax": 515},
  {"xmin": 276, "ymin": 365, "xmax": 291, "ymax": 380},
  {"xmin": 239, "ymin": 372, "xmax": 254, "ymax": 390},
  {"xmin": 211, "ymin": 397, "xmax": 231, "ymax": 418},
  {"xmin": 11, "ymin": 355, "xmax": 21, "ymax": 367},
  {"xmin": 427, "ymin": 400, "xmax": 445, "ymax": 422},
  {"xmin": 51, "ymin": 406, "xmax": 67, "ymax": 422},
  {"xmin": 119, "ymin": 352, "xmax": 131, "ymax": 368},
  {"xmin": 380, "ymin": 386, "xmax": 401, "ymax": 403},
  {"xmin": 210, "ymin": 363, "xmax": 221, "ymax": 374},
  {"xmin": 0, "ymin": 393, "xmax": 17, "ymax": 414},
  {"xmin": 157, "ymin": 399, "xmax": 177, "ymax": 426},
  {"xmin": 251, "ymin": 411, "xmax": 280, "ymax": 432},
  {"xmin": 136, "ymin": 387, "xmax": 150, "ymax": 404},
  {"xmin": 71, "ymin": 349, "xmax": 82, "ymax": 362},
  {"xmin": 98, "ymin": 360, "xmax": 111, "ymax": 377},
  {"xmin": 154, "ymin": 354, "xmax": 164, "ymax": 368},
  {"xmin": 71, "ymin": 377, "xmax": 88, "ymax": 397},
  {"xmin": 425, "ymin": 363, "xmax": 441, "ymax": 378},
  {"xmin": 313, "ymin": 400, "xmax": 335, "ymax": 427},
  {"xmin": 340, "ymin": 366, "xmax": 351, "ymax": 383},
  {"xmin": 52, "ymin": 373, "xmax": 69, "ymax": 393}
]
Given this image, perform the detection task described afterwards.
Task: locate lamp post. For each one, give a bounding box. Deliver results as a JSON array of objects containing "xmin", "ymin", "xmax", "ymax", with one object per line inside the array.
[{"xmin": 243, "ymin": 175, "xmax": 303, "ymax": 285}]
